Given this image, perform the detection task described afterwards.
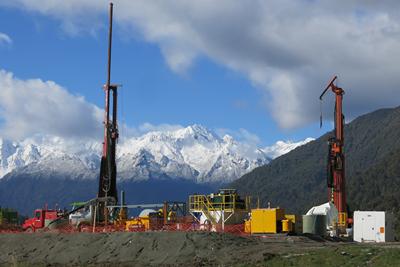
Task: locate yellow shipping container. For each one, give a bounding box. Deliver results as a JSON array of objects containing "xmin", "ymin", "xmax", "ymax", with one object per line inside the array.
[{"xmin": 250, "ymin": 208, "xmax": 285, "ymax": 234}]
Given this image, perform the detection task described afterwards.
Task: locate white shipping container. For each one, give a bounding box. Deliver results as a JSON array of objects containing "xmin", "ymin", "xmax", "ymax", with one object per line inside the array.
[{"xmin": 353, "ymin": 211, "xmax": 394, "ymax": 243}]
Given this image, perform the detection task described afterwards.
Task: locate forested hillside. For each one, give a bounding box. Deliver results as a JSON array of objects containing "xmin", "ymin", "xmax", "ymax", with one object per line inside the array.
[{"xmin": 233, "ymin": 107, "xmax": 400, "ymax": 220}]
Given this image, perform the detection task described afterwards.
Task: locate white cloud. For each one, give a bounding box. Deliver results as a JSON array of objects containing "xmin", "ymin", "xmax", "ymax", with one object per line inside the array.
[
  {"xmin": 2, "ymin": 1, "xmax": 400, "ymax": 128},
  {"xmin": 115, "ymin": 122, "xmax": 186, "ymax": 139},
  {"xmin": 0, "ymin": 69, "xmax": 252, "ymax": 144},
  {"xmin": 0, "ymin": 68, "xmax": 311, "ymax": 159},
  {"xmin": 0, "ymin": 32, "xmax": 12, "ymax": 45},
  {"xmin": 0, "ymin": 1, "xmax": 105, "ymax": 36},
  {"xmin": 0, "ymin": 70, "xmax": 103, "ymax": 140},
  {"xmin": 137, "ymin": 122, "xmax": 183, "ymax": 134}
]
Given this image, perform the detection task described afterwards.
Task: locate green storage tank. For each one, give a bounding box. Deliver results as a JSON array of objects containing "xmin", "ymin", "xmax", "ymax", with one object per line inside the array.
[{"xmin": 302, "ymin": 214, "xmax": 327, "ymax": 236}]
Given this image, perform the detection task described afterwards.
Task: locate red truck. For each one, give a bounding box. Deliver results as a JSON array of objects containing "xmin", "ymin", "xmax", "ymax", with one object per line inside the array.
[{"xmin": 22, "ymin": 208, "xmax": 65, "ymax": 232}]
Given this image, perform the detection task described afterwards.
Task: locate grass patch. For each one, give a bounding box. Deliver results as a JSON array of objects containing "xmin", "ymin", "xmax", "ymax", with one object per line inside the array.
[{"xmin": 262, "ymin": 245, "xmax": 400, "ymax": 267}]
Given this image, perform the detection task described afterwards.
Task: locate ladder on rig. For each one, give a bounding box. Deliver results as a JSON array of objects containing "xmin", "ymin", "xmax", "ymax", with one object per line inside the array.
[{"xmin": 189, "ymin": 195, "xmax": 218, "ymax": 225}]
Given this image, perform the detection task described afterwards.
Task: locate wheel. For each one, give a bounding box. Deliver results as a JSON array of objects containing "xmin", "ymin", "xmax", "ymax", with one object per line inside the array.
[{"xmin": 25, "ymin": 227, "xmax": 34, "ymax": 233}]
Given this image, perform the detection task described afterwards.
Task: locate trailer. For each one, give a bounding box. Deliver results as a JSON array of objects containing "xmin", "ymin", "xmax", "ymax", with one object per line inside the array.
[{"xmin": 353, "ymin": 211, "xmax": 394, "ymax": 243}]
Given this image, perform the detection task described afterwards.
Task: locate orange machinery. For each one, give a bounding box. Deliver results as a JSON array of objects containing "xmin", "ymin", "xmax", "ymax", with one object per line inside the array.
[{"xmin": 320, "ymin": 76, "xmax": 347, "ymax": 227}]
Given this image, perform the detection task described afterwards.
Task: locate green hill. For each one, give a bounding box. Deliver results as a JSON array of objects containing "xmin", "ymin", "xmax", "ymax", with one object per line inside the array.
[{"xmin": 232, "ymin": 106, "xmax": 400, "ymax": 222}]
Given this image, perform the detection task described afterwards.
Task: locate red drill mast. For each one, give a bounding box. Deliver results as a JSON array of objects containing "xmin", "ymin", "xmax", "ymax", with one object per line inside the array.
[
  {"xmin": 98, "ymin": 3, "xmax": 119, "ymax": 209},
  {"xmin": 320, "ymin": 76, "xmax": 347, "ymax": 225}
]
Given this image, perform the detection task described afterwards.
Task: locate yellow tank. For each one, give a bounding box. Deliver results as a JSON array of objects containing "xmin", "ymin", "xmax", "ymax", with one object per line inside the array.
[
  {"xmin": 284, "ymin": 214, "xmax": 298, "ymax": 233},
  {"xmin": 282, "ymin": 219, "xmax": 293, "ymax": 232},
  {"xmin": 250, "ymin": 208, "xmax": 285, "ymax": 234},
  {"xmin": 244, "ymin": 220, "xmax": 251, "ymax": 233}
]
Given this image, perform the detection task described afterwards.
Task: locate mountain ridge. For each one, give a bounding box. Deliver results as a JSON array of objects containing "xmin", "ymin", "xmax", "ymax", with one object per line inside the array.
[
  {"xmin": 0, "ymin": 124, "xmax": 312, "ymax": 184},
  {"xmin": 232, "ymin": 106, "xmax": 400, "ymax": 221}
]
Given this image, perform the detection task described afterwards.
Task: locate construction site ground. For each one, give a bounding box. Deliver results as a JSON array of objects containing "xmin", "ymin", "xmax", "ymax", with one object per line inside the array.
[{"xmin": 1, "ymin": 231, "xmax": 400, "ymax": 266}]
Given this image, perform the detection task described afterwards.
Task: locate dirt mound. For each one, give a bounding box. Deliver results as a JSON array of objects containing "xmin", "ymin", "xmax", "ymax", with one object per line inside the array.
[
  {"xmin": 2, "ymin": 230, "xmax": 400, "ymax": 266},
  {"xmin": 1, "ymin": 231, "xmax": 363, "ymax": 266},
  {"xmin": 0, "ymin": 231, "xmax": 269, "ymax": 266}
]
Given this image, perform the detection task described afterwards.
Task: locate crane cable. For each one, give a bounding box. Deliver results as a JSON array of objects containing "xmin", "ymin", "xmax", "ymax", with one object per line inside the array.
[
  {"xmin": 120, "ymin": 86, "xmax": 125, "ymax": 142},
  {"xmin": 320, "ymin": 99, "xmax": 323, "ymax": 128},
  {"xmin": 319, "ymin": 77, "xmax": 339, "ymax": 129}
]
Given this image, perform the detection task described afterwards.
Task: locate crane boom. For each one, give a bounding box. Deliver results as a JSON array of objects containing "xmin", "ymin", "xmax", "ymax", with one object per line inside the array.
[
  {"xmin": 320, "ymin": 76, "xmax": 347, "ymax": 227},
  {"xmin": 320, "ymin": 76, "xmax": 337, "ymax": 100}
]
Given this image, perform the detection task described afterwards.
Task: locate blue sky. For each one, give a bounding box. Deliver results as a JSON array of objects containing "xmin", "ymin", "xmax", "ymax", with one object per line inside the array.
[{"xmin": 0, "ymin": 1, "xmax": 399, "ymax": 146}]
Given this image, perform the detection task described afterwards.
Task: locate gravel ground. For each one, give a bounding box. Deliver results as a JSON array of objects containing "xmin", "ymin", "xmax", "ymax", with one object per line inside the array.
[{"xmin": 0, "ymin": 231, "xmax": 392, "ymax": 266}]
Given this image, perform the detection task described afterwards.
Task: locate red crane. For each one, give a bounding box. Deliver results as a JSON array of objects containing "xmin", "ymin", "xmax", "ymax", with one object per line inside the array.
[
  {"xmin": 98, "ymin": 2, "xmax": 119, "ymax": 221},
  {"xmin": 320, "ymin": 76, "xmax": 347, "ymax": 227}
]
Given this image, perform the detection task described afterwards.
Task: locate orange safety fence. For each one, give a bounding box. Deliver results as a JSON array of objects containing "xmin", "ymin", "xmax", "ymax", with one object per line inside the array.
[
  {"xmin": 1, "ymin": 222, "xmax": 249, "ymax": 236},
  {"xmin": 0, "ymin": 224, "xmax": 23, "ymax": 233}
]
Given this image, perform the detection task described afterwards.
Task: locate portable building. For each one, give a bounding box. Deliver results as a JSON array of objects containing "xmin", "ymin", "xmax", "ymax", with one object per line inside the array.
[{"xmin": 353, "ymin": 211, "xmax": 394, "ymax": 243}]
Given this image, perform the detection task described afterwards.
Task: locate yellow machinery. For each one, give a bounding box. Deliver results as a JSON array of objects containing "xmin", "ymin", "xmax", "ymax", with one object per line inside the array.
[
  {"xmin": 282, "ymin": 214, "xmax": 296, "ymax": 233},
  {"xmin": 244, "ymin": 208, "xmax": 298, "ymax": 234},
  {"xmin": 114, "ymin": 206, "xmax": 128, "ymax": 227},
  {"xmin": 282, "ymin": 219, "xmax": 289, "ymax": 232},
  {"xmin": 189, "ymin": 189, "xmax": 249, "ymax": 227},
  {"xmin": 249, "ymin": 208, "xmax": 285, "ymax": 234},
  {"xmin": 123, "ymin": 202, "xmax": 187, "ymax": 231},
  {"xmin": 189, "ymin": 189, "xmax": 247, "ymax": 213},
  {"xmin": 125, "ymin": 209, "xmax": 163, "ymax": 231},
  {"xmin": 125, "ymin": 216, "xmax": 149, "ymax": 231},
  {"xmin": 282, "ymin": 220, "xmax": 292, "ymax": 232},
  {"xmin": 244, "ymin": 220, "xmax": 251, "ymax": 233}
]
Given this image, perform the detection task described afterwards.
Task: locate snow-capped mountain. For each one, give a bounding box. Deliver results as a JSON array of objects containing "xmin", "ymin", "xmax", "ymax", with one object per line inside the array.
[
  {"xmin": 262, "ymin": 138, "xmax": 315, "ymax": 159},
  {"xmin": 0, "ymin": 137, "xmax": 101, "ymax": 179},
  {"xmin": 0, "ymin": 125, "xmax": 312, "ymax": 184}
]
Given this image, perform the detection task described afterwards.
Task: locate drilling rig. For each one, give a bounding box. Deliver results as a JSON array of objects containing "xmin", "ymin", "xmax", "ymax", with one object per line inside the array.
[
  {"xmin": 97, "ymin": 2, "xmax": 119, "ymax": 223},
  {"xmin": 320, "ymin": 76, "xmax": 347, "ymax": 229}
]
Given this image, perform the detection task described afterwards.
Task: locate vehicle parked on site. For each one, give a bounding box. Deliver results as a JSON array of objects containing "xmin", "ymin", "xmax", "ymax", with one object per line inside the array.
[{"xmin": 22, "ymin": 208, "xmax": 66, "ymax": 232}]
